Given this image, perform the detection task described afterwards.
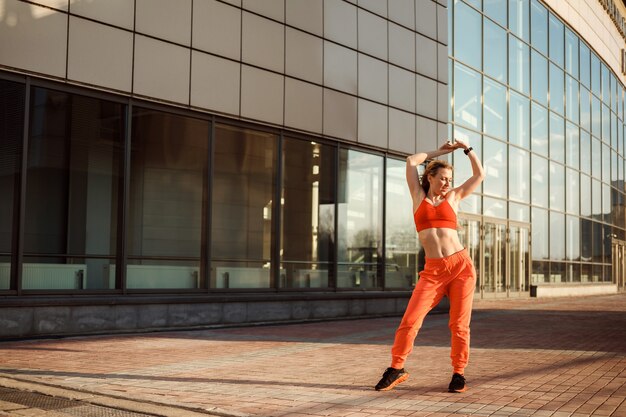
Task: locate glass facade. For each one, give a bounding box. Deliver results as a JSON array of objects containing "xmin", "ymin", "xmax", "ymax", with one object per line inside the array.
[
  {"xmin": 451, "ymin": 0, "xmax": 626, "ymax": 286},
  {"xmin": 0, "ymin": 81, "xmax": 420, "ymax": 293}
]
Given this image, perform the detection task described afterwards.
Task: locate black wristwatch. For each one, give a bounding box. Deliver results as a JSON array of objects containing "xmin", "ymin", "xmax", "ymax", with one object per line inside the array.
[{"xmin": 463, "ymin": 147, "xmax": 473, "ymax": 155}]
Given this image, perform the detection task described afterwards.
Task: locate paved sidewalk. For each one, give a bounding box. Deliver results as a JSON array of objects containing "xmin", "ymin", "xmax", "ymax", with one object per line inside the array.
[{"xmin": 0, "ymin": 293, "xmax": 625, "ymax": 417}]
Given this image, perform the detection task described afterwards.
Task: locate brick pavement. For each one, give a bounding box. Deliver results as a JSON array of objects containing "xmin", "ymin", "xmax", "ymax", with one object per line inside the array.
[{"xmin": 0, "ymin": 293, "xmax": 625, "ymax": 417}]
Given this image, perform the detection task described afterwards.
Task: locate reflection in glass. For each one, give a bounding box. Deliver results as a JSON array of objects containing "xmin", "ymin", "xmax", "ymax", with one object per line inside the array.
[
  {"xmin": 530, "ymin": 0, "xmax": 547, "ymax": 54},
  {"xmin": 601, "ymin": 63, "xmax": 610, "ymax": 105},
  {"xmin": 580, "ymin": 174, "xmax": 591, "ymax": 217},
  {"xmin": 565, "ymin": 28, "xmax": 579, "ymax": 78},
  {"xmin": 531, "ymin": 50, "xmax": 548, "ymax": 107},
  {"xmin": 565, "ymin": 121, "xmax": 579, "ymax": 169},
  {"xmin": 581, "ymin": 218, "xmax": 592, "ymax": 261},
  {"xmin": 509, "ymin": 201, "xmax": 530, "ymax": 222},
  {"xmin": 280, "ymin": 138, "xmax": 336, "ymax": 288},
  {"xmin": 549, "ymin": 112, "xmax": 564, "ymax": 163},
  {"xmin": 454, "ymin": 0, "xmax": 482, "ymax": 70},
  {"xmin": 592, "ymin": 178, "xmax": 601, "ymax": 220},
  {"xmin": 567, "ymin": 262, "xmax": 580, "ymax": 282},
  {"xmin": 579, "ymin": 42, "xmax": 591, "ymax": 88},
  {"xmin": 580, "ymin": 130, "xmax": 591, "ymax": 175},
  {"xmin": 580, "ymin": 86, "xmax": 591, "ymax": 132},
  {"xmin": 566, "ymin": 167, "xmax": 579, "ymax": 215},
  {"xmin": 25, "ymin": 88, "xmax": 124, "ymax": 290},
  {"xmin": 337, "ymin": 150, "xmax": 383, "ymax": 289},
  {"xmin": 591, "ymin": 53, "xmax": 601, "ymax": 98},
  {"xmin": 550, "ymin": 262, "xmax": 565, "ymax": 283},
  {"xmin": 591, "ymin": 136, "xmax": 601, "ymax": 179},
  {"xmin": 212, "ymin": 124, "xmax": 276, "ymax": 289},
  {"xmin": 509, "ymin": 35, "xmax": 530, "ymax": 95},
  {"xmin": 531, "ymin": 207, "xmax": 548, "ymax": 259},
  {"xmin": 550, "ymin": 212, "xmax": 565, "ymax": 260},
  {"xmin": 532, "ymin": 260, "xmax": 549, "ymax": 283},
  {"xmin": 128, "ymin": 109, "xmax": 208, "ymax": 289},
  {"xmin": 602, "ymin": 104, "xmax": 611, "ymax": 144},
  {"xmin": 484, "ymin": 19, "xmax": 507, "ymax": 83},
  {"xmin": 483, "ymin": 197, "xmax": 506, "ymax": 219},
  {"xmin": 566, "ymin": 76, "xmax": 579, "ymax": 124},
  {"xmin": 592, "ymin": 96, "xmax": 602, "ymax": 139},
  {"xmin": 548, "ymin": 13, "xmax": 564, "ymax": 67},
  {"xmin": 549, "ymin": 162, "xmax": 564, "ymax": 212},
  {"xmin": 453, "ymin": 127, "xmax": 482, "ymax": 191},
  {"xmin": 602, "ymin": 143, "xmax": 610, "ymax": 184},
  {"xmin": 592, "ymin": 221, "xmax": 603, "ymax": 263},
  {"xmin": 454, "ymin": 63, "xmax": 482, "ymax": 130},
  {"xmin": 509, "ymin": 0, "xmax": 529, "ymax": 42},
  {"xmin": 549, "ymin": 63, "xmax": 564, "ymax": 115},
  {"xmin": 483, "ymin": 137, "xmax": 507, "ymax": 197},
  {"xmin": 483, "ymin": 78, "xmax": 507, "ymax": 139},
  {"xmin": 531, "ymin": 102, "xmax": 548, "ymax": 156},
  {"xmin": 603, "ymin": 183, "xmax": 611, "ymax": 224},
  {"xmin": 509, "ymin": 92, "xmax": 530, "ymax": 148},
  {"xmin": 509, "ymin": 146, "xmax": 529, "ymax": 203},
  {"xmin": 531, "ymin": 155, "xmax": 548, "ymax": 207},
  {"xmin": 485, "ymin": 0, "xmax": 507, "ymax": 26},
  {"xmin": 385, "ymin": 158, "xmax": 420, "ymax": 288}
]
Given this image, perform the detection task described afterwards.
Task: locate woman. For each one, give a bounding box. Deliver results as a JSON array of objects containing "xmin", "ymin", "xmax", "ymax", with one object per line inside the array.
[{"xmin": 375, "ymin": 139, "xmax": 485, "ymax": 393}]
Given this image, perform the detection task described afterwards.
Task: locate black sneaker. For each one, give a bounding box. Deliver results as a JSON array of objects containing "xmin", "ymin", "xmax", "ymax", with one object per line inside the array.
[
  {"xmin": 374, "ymin": 367, "xmax": 409, "ymax": 391},
  {"xmin": 448, "ymin": 373, "xmax": 467, "ymax": 393}
]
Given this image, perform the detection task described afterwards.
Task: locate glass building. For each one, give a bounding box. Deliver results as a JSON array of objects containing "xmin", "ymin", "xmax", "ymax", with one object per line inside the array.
[{"xmin": 0, "ymin": 0, "xmax": 624, "ymax": 338}]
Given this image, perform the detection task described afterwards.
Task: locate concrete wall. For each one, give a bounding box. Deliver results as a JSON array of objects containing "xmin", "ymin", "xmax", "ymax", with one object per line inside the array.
[{"xmin": 0, "ymin": 294, "xmax": 419, "ymax": 339}]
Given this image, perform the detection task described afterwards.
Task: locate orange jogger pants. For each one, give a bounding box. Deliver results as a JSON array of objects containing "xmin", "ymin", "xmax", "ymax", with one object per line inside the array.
[{"xmin": 390, "ymin": 248, "xmax": 476, "ymax": 374}]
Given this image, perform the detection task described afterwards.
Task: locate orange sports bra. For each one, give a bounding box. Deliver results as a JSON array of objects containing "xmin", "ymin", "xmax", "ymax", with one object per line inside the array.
[{"xmin": 413, "ymin": 199, "xmax": 457, "ymax": 232}]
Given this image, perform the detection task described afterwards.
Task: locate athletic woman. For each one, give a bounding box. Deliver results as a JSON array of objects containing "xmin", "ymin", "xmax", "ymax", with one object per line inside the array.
[{"xmin": 375, "ymin": 139, "xmax": 485, "ymax": 393}]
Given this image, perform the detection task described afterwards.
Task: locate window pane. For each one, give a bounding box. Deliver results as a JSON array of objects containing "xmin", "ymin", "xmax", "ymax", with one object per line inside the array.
[
  {"xmin": 454, "ymin": 0, "xmax": 482, "ymax": 70},
  {"xmin": 212, "ymin": 124, "xmax": 276, "ymax": 289},
  {"xmin": 280, "ymin": 138, "xmax": 336, "ymax": 289},
  {"xmin": 483, "ymin": 196, "xmax": 507, "ymax": 218},
  {"xmin": 580, "ymin": 42, "xmax": 591, "ymax": 88},
  {"xmin": 602, "ymin": 103, "xmax": 610, "ymax": 144},
  {"xmin": 127, "ymin": 109, "xmax": 208, "ymax": 289},
  {"xmin": 531, "ymin": 154, "xmax": 548, "ymax": 207},
  {"xmin": 484, "ymin": 19, "xmax": 507, "ymax": 83},
  {"xmin": 0, "ymin": 80, "xmax": 24, "ymax": 290},
  {"xmin": 483, "ymin": 137, "xmax": 507, "ymax": 197},
  {"xmin": 565, "ymin": 216, "xmax": 580, "ymax": 261},
  {"xmin": 580, "ymin": 174, "xmax": 591, "ymax": 217},
  {"xmin": 549, "ymin": 161, "xmax": 564, "ymax": 211},
  {"xmin": 580, "ymin": 87, "xmax": 591, "ymax": 133},
  {"xmin": 509, "ymin": 201, "xmax": 530, "ymax": 222},
  {"xmin": 484, "ymin": 0, "xmax": 507, "ymax": 27},
  {"xmin": 581, "ymin": 218, "xmax": 592, "ymax": 261},
  {"xmin": 509, "ymin": 91, "xmax": 530, "ymax": 148},
  {"xmin": 591, "ymin": 136, "xmax": 601, "ymax": 180},
  {"xmin": 566, "ymin": 167, "xmax": 579, "ymax": 215},
  {"xmin": 530, "ymin": 0, "xmax": 547, "ymax": 54},
  {"xmin": 565, "ymin": 28, "xmax": 579, "ymax": 78},
  {"xmin": 592, "ymin": 178, "xmax": 601, "ymax": 219},
  {"xmin": 601, "ymin": 63, "xmax": 610, "ymax": 105},
  {"xmin": 531, "ymin": 102, "xmax": 548, "ymax": 156},
  {"xmin": 550, "ymin": 212, "xmax": 565, "ymax": 260},
  {"xmin": 453, "ymin": 126, "xmax": 482, "ymax": 193},
  {"xmin": 386, "ymin": 158, "xmax": 420, "ymax": 289},
  {"xmin": 509, "ymin": 0, "xmax": 529, "ymax": 42},
  {"xmin": 603, "ymin": 183, "xmax": 611, "ymax": 224},
  {"xmin": 549, "ymin": 112, "xmax": 564, "ymax": 163},
  {"xmin": 580, "ymin": 130, "xmax": 591, "ymax": 175},
  {"xmin": 602, "ymin": 143, "xmax": 610, "ymax": 184},
  {"xmin": 25, "ymin": 88, "xmax": 124, "ymax": 290},
  {"xmin": 454, "ymin": 63, "xmax": 482, "ymax": 130},
  {"xmin": 592, "ymin": 95, "xmax": 601, "ymax": 138},
  {"xmin": 591, "ymin": 53, "xmax": 601, "ymax": 98},
  {"xmin": 483, "ymin": 78, "xmax": 507, "ymax": 139},
  {"xmin": 566, "ymin": 121, "xmax": 579, "ymax": 169},
  {"xmin": 509, "ymin": 35, "xmax": 530, "ymax": 95},
  {"xmin": 532, "ymin": 207, "xmax": 548, "ymax": 259},
  {"xmin": 531, "ymin": 50, "xmax": 548, "ymax": 106},
  {"xmin": 337, "ymin": 150, "xmax": 383, "ymax": 289},
  {"xmin": 566, "ymin": 75, "xmax": 579, "ymax": 124},
  {"xmin": 549, "ymin": 63, "xmax": 564, "ymax": 115},
  {"xmin": 548, "ymin": 13, "xmax": 564, "ymax": 67},
  {"xmin": 509, "ymin": 146, "xmax": 530, "ymax": 202}
]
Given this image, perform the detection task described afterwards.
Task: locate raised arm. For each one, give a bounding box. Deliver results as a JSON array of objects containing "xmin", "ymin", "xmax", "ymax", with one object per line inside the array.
[
  {"xmin": 406, "ymin": 141, "xmax": 457, "ymax": 209},
  {"xmin": 452, "ymin": 140, "xmax": 485, "ymax": 201}
]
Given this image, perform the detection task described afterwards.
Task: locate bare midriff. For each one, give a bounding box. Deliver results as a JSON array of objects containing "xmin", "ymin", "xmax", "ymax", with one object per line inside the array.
[{"xmin": 418, "ymin": 227, "xmax": 465, "ymax": 259}]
